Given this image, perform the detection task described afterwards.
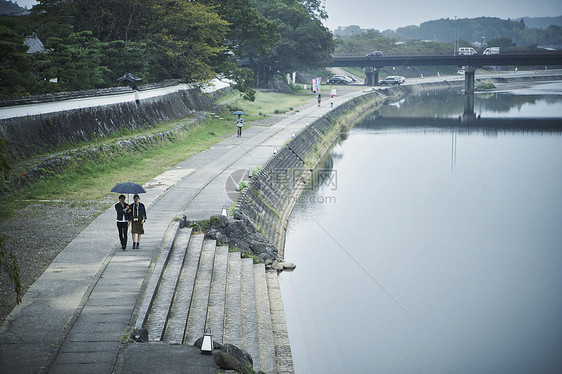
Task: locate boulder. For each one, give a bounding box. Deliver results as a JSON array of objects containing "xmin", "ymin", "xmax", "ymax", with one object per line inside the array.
[
  {"xmin": 283, "ymin": 262, "xmax": 297, "ymax": 271},
  {"xmin": 213, "ymin": 343, "xmax": 253, "ymax": 372},
  {"xmin": 271, "ymin": 260, "xmax": 284, "ymax": 271},
  {"xmin": 192, "ymin": 215, "xmax": 278, "ymax": 261}
]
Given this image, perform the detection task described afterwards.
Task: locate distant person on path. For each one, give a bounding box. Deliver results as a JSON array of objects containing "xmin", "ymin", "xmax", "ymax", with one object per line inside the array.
[
  {"xmin": 236, "ymin": 114, "xmax": 244, "ymax": 137},
  {"xmin": 129, "ymin": 194, "xmax": 147, "ymax": 249},
  {"xmin": 330, "ymin": 96, "xmax": 334, "ymax": 108},
  {"xmin": 115, "ymin": 195, "xmax": 130, "ymax": 250},
  {"xmin": 317, "ymin": 93, "xmax": 321, "ymax": 107}
]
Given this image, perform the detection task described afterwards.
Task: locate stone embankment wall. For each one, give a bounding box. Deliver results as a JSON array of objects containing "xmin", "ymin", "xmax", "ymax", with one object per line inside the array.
[
  {"xmin": 0, "ymin": 84, "xmax": 219, "ymax": 161},
  {"xmin": 235, "ymin": 80, "xmax": 468, "ymax": 257},
  {"xmin": 235, "ymin": 91, "xmax": 386, "ymax": 257}
]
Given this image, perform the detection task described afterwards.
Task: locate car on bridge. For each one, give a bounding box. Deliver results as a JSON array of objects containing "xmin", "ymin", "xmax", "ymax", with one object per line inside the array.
[
  {"xmin": 366, "ymin": 51, "xmax": 384, "ymax": 58},
  {"xmin": 379, "ymin": 76, "xmax": 402, "ymax": 85},
  {"xmin": 458, "ymin": 47, "xmax": 477, "ymax": 55}
]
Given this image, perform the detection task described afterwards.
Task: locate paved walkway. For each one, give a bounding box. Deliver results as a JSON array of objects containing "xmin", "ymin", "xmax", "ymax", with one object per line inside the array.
[{"xmin": 0, "ymin": 85, "xmax": 371, "ymax": 373}]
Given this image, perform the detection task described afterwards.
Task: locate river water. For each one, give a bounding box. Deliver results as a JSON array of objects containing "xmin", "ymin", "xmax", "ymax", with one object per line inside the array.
[{"xmin": 279, "ymin": 81, "xmax": 562, "ymax": 373}]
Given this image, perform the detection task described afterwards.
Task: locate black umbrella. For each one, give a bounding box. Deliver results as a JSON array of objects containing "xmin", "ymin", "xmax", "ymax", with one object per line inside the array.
[
  {"xmin": 111, "ymin": 182, "xmax": 146, "ymax": 203},
  {"xmin": 111, "ymin": 182, "xmax": 146, "ymax": 194}
]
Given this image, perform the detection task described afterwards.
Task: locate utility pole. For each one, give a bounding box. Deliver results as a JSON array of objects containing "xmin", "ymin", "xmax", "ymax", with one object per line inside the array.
[{"xmin": 453, "ymin": 16, "xmax": 457, "ymax": 55}]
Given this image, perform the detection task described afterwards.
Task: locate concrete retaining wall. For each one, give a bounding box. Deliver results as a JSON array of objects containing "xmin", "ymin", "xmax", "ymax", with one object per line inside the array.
[{"xmin": 0, "ymin": 86, "xmax": 219, "ymax": 160}]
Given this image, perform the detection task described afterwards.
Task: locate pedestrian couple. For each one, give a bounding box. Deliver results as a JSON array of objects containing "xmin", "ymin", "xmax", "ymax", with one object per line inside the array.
[{"xmin": 115, "ymin": 194, "xmax": 147, "ymax": 250}]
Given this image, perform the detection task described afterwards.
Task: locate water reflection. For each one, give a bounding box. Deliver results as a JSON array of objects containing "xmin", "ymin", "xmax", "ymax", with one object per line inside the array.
[
  {"xmin": 280, "ymin": 84, "xmax": 562, "ymax": 374},
  {"xmin": 380, "ymin": 82, "xmax": 562, "ymax": 119}
]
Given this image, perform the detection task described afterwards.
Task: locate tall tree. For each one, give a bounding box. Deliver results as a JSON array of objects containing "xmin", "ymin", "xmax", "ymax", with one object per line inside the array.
[
  {"xmin": 43, "ymin": 31, "xmax": 107, "ymax": 91},
  {"xmin": 252, "ymin": 0, "xmax": 334, "ymax": 85},
  {"xmin": 202, "ymin": 0, "xmax": 279, "ymax": 99},
  {"xmin": 0, "ymin": 16, "xmax": 35, "ymax": 97},
  {"xmin": 151, "ymin": 0, "xmax": 229, "ymax": 82}
]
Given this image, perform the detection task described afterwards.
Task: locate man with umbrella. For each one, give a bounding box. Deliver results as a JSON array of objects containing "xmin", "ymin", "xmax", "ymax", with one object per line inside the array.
[
  {"xmin": 111, "ymin": 182, "xmax": 146, "ymax": 250},
  {"xmin": 233, "ymin": 111, "xmax": 245, "ymax": 137},
  {"xmin": 115, "ymin": 195, "xmax": 130, "ymax": 250}
]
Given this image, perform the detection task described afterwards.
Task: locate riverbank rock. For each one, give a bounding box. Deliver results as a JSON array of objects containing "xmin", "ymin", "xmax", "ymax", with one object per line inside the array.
[
  {"xmin": 265, "ymin": 260, "xmax": 296, "ymax": 273},
  {"xmin": 213, "ymin": 343, "xmax": 253, "ymax": 372},
  {"xmin": 191, "ymin": 215, "xmax": 278, "ymax": 262}
]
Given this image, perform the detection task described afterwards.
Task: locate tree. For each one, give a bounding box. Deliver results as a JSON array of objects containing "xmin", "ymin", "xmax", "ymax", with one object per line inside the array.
[
  {"xmin": 201, "ymin": 0, "xmax": 279, "ymax": 99},
  {"xmin": 486, "ymin": 37, "xmax": 517, "ymax": 49},
  {"xmin": 43, "ymin": 31, "xmax": 107, "ymax": 91},
  {"xmin": 69, "ymin": 0, "xmax": 156, "ymax": 42},
  {"xmin": 0, "ymin": 16, "xmax": 36, "ymax": 97},
  {"xmin": 300, "ymin": 0, "xmax": 328, "ymax": 21},
  {"xmin": 252, "ymin": 0, "xmax": 334, "ymax": 85},
  {"xmin": 150, "ymin": 0, "xmax": 229, "ymax": 82}
]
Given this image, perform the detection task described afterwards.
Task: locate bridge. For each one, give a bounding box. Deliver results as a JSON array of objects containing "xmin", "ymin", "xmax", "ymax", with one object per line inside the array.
[
  {"xmin": 330, "ymin": 52, "xmax": 562, "ymax": 122},
  {"xmin": 330, "ymin": 53, "xmax": 562, "ymax": 86}
]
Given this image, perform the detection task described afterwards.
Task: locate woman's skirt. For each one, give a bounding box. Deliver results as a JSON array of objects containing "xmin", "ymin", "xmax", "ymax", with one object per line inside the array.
[{"xmin": 131, "ymin": 220, "xmax": 144, "ymax": 234}]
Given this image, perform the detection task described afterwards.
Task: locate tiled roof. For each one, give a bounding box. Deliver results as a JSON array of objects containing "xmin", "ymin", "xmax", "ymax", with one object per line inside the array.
[{"xmin": 24, "ymin": 35, "xmax": 46, "ymax": 54}]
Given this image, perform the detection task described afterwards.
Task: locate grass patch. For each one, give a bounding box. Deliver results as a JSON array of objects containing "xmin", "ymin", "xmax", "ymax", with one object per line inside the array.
[
  {"xmin": 226, "ymin": 91, "xmax": 309, "ymax": 121},
  {"xmin": 241, "ymin": 251, "xmax": 260, "ymax": 264},
  {"xmin": 476, "ymin": 80, "xmax": 496, "ymax": 90},
  {"xmin": 1, "ymin": 90, "xmax": 313, "ymax": 219}
]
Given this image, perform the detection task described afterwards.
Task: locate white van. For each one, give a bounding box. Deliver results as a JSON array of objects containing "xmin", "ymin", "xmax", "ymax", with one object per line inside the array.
[{"xmin": 458, "ymin": 47, "xmax": 477, "ymax": 55}]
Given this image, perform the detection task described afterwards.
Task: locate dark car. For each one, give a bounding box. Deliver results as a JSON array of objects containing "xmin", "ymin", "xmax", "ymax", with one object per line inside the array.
[
  {"xmin": 379, "ymin": 76, "xmax": 401, "ymax": 85},
  {"xmin": 366, "ymin": 51, "xmax": 384, "ymax": 58},
  {"xmin": 327, "ymin": 76, "xmax": 349, "ymax": 84}
]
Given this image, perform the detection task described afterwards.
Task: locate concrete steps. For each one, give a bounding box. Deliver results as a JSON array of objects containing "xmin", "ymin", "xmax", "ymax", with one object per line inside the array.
[
  {"xmin": 134, "ymin": 227, "xmax": 293, "ymax": 373},
  {"xmin": 145, "ymin": 227, "xmax": 191, "ymax": 341},
  {"xmin": 163, "ymin": 234, "xmax": 204, "ymax": 343}
]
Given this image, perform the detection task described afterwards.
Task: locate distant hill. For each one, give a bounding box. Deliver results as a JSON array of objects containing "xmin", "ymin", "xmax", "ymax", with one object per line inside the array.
[
  {"xmin": 516, "ymin": 16, "xmax": 562, "ymax": 30},
  {"xmin": 334, "ymin": 16, "xmax": 562, "ymax": 48},
  {"xmin": 0, "ymin": 0, "xmax": 25, "ymax": 15}
]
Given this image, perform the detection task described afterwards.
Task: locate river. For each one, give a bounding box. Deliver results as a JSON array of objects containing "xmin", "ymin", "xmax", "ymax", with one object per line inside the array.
[{"xmin": 279, "ymin": 81, "xmax": 562, "ymax": 373}]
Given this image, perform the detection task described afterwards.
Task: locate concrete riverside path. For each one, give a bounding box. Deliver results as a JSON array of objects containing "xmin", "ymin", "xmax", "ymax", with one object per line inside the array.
[{"xmin": 0, "ymin": 85, "xmax": 370, "ymax": 373}]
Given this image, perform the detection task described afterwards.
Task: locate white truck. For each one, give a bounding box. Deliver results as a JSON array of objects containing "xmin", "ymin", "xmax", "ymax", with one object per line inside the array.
[{"xmin": 483, "ymin": 47, "xmax": 500, "ymax": 55}]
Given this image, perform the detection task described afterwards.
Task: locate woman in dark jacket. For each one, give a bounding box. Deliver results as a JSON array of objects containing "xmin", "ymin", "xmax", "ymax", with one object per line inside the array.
[
  {"xmin": 129, "ymin": 194, "xmax": 147, "ymax": 249},
  {"xmin": 115, "ymin": 194, "xmax": 130, "ymax": 250}
]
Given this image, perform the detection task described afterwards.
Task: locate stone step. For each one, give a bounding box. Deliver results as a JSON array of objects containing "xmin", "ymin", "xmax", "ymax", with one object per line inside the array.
[
  {"xmin": 241, "ymin": 258, "xmax": 260, "ymax": 370},
  {"xmin": 205, "ymin": 245, "xmax": 229, "ymax": 344},
  {"xmin": 134, "ymin": 222, "xmax": 180, "ymax": 334},
  {"xmin": 184, "ymin": 239, "xmax": 216, "ymax": 345},
  {"xmin": 162, "ymin": 233, "xmax": 205, "ymax": 343},
  {"xmin": 145, "ymin": 228, "xmax": 192, "ymax": 341},
  {"xmin": 222, "ymin": 252, "xmax": 241, "ymax": 346},
  {"xmin": 254, "ymin": 264, "xmax": 277, "ymax": 374},
  {"xmin": 266, "ymin": 270, "xmax": 294, "ymax": 374}
]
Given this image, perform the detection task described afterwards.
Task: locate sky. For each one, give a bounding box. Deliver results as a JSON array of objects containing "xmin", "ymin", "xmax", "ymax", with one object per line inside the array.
[
  {"xmin": 13, "ymin": 0, "xmax": 562, "ymax": 31},
  {"xmin": 324, "ymin": 0, "xmax": 562, "ymax": 31}
]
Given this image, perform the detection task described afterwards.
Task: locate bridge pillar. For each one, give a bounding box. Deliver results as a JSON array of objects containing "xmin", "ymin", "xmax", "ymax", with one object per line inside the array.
[
  {"xmin": 464, "ymin": 66, "xmax": 476, "ymax": 94},
  {"xmin": 364, "ymin": 67, "xmax": 379, "ymax": 86},
  {"xmin": 462, "ymin": 66, "xmax": 477, "ymax": 122}
]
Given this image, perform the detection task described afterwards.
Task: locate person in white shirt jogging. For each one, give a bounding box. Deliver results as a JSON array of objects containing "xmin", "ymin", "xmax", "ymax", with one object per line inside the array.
[{"xmin": 236, "ymin": 114, "xmax": 244, "ymax": 137}]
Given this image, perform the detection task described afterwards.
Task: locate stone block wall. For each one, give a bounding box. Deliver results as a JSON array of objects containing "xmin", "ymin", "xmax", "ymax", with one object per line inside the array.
[
  {"xmin": 235, "ymin": 91, "xmax": 386, "ymax": 257},
  {"xmin": 1, "ymin": 86, "xmax": 220, "ymax": 161}
]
